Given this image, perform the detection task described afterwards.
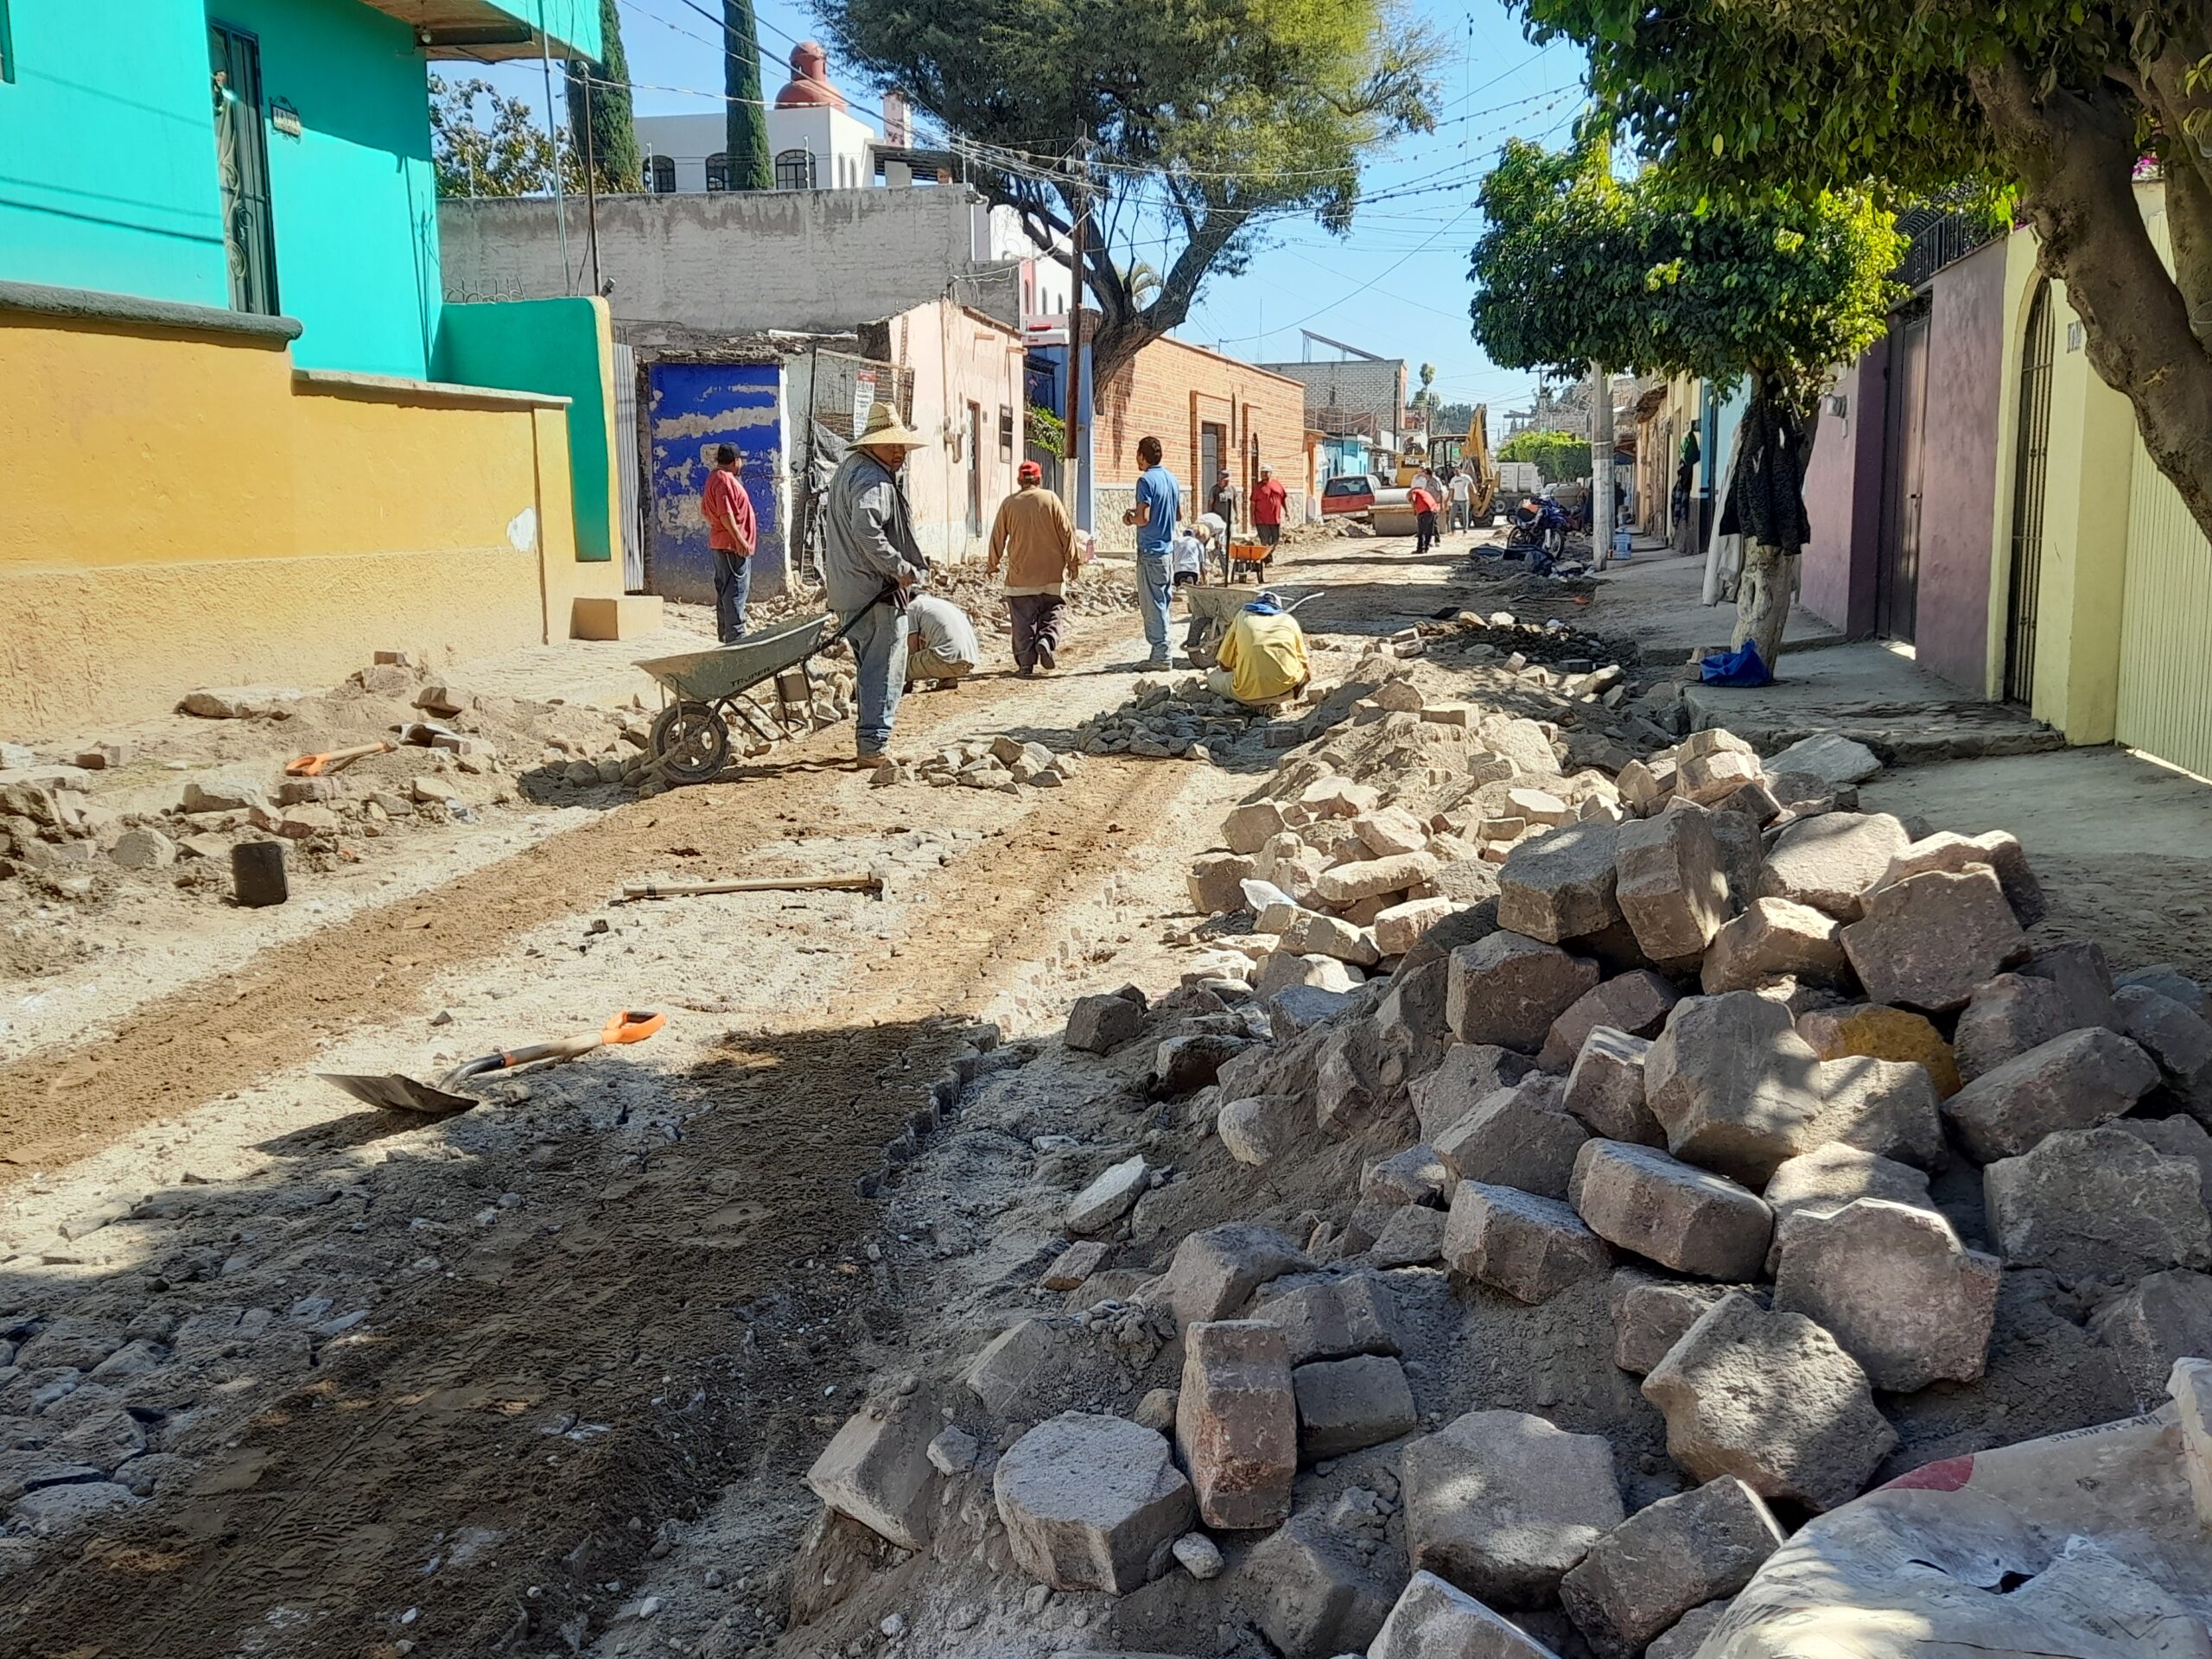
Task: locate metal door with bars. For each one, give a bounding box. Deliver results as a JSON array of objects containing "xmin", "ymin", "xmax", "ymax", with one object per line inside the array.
[
  {"xmin": 2004, "ymin": 281, "xmax": 2055, "ymax": 704},
  {"xmin": 1877, "ymin": 308, "xmax": 1930, "ymax": 643},
  {"xmin": 208, "ymin": 22, "xmax": 278, "ymax": 317},
  {"xmin": 612, "ymin": 343, "xmax": 644, "ymax": 591}
]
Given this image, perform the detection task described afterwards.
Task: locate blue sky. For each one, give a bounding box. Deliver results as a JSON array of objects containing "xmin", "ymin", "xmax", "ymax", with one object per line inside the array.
[{"xmin": 482, "ymin": 0, "xmax": 1584, "ymax": 418}]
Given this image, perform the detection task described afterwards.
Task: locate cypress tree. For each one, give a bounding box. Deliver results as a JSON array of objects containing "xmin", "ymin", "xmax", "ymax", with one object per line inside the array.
[
  {"xmin": 721, "ymin": 0, "xmax": 775, "ymax": 190},
  {"xmin": 565, "ymin": 0, "xmax": 642, "ymax": 192}
]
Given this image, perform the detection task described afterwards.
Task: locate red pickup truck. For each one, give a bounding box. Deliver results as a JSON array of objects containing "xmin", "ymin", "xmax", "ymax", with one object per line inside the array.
[{"xmin": 1319, "ymin": 473, "xmax": 1413, "ymax": 518}]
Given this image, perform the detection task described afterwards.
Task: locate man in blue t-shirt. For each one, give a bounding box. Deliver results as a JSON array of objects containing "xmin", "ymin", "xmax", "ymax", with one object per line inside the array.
[{"xmin": 1122, "ymin": 435, "xmax": 1180, "ymax": 669}]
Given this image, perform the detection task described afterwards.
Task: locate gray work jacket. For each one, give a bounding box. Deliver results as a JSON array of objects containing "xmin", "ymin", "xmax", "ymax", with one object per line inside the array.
[{"xmin": 821, "ymin": 450, "xmax": 927, "ymax": 614}]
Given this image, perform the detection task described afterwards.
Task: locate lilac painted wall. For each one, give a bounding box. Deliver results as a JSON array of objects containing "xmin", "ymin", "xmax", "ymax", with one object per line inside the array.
[
  {"xmin": 1800, "ymin": 342, "xmax": 1887, "ymax": 636},
  {"xmin": 1911, "ymin": 240, "xmax": 2006, "ymax": 693}
]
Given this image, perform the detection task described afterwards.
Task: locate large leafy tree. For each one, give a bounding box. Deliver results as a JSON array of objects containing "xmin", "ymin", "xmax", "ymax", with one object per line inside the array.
[
  {"xmin": 565, "ymin": 0, "xmax": 642, "ymax": 193},
  {"xmin": 1497, "ymin": 426, "xmax": 1592, "ymax": 484},
  {"xmin": 817, "ymin": 0, "xmax": 1443, "ymax": 382},
  {"xmin": 721, "ymin": 0, "xmax": 774, "ymax": 191},
  {"xmin": 1515, "ymin": 0, "xmax": 2212, "ymax": 544},
  {"xmin": 430, "ymin": 75, "xmax": 577, "ymax": 198},
  {"xmin": 1470, "ymin": 138, "xmax": 1903, "ymax": 664}
]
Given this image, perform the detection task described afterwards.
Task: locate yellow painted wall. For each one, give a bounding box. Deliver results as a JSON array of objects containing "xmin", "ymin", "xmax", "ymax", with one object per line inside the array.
[{"xmin": 0, "ymin": 310, "xmax": 617, "ymax": 733}]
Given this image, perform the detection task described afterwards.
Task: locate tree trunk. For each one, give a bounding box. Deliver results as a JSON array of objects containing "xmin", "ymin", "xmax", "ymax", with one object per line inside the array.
[
  {"xmin": 1971, "ymin": 58, "xmax": 2212, "ymax": 546},
  {"xmin": 1731, "ymin": 542, "xmax": 1795, "ymax": 675}
]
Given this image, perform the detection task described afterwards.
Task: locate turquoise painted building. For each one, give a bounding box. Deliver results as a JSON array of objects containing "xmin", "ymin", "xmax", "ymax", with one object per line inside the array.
[{"xmin": 0, "ymin": 0, "xmax": 601, "ymax": 378}]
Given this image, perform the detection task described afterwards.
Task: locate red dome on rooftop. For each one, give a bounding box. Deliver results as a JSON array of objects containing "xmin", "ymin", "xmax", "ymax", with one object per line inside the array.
[{"xmin": 775, "ymin": 41, "xmax": 847, "ymax": 111}]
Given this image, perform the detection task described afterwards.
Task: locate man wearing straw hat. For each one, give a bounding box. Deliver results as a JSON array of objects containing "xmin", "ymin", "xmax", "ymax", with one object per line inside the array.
[{"xmin": 823, "ymin": 403, "xmax": 931, "ymax": 762}]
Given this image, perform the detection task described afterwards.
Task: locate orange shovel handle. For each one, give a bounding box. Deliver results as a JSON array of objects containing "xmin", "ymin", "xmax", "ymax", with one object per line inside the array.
[{"xmin": 599, "ymin": 1009, "xmax": 665, "ymax": 1046}]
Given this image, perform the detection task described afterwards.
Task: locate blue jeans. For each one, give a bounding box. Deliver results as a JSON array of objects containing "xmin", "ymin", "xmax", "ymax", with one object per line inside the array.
[
  {"xmin": 842, "ymin": 601, "xmax": 908, "ymax": 755},
  {"xmin": 714, "ymin": 550, "xmax": 752, "ymax": 644},
  {"xmin": 1134, "ymin": 549, "xmax": 1173, "ymax": 658}
]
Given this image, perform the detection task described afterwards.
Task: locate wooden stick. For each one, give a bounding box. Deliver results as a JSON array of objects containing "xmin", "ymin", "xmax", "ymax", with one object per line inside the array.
[{"xmin": 620, "ymin": 872, "xmax": 882, "ymax": 900}]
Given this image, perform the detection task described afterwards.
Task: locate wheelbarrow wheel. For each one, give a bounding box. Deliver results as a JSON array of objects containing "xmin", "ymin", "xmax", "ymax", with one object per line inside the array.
[{"xmin": 650, "ymin": 702, "xmax": 730, "ymax": 785}]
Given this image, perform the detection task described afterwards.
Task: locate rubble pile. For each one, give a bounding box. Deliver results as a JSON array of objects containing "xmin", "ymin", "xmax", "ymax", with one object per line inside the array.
[
  {"xmin": 0, "ymin": 654, "xmax": 654, "ymax": 893},
  {"xmin": 932, "ymin": 562, "xmax": 1141, "ymax": 631},
  {"xmin": 876, "ymin": 734, "xmax": 1085, "ymax": 792},
  {"xmin": 786, "ymin": 694, "xmax": 2212, "ymax": 1657},
  {"xmin": 1071, "ymin": 677, "xmax": 1287, "ymax": 763}
]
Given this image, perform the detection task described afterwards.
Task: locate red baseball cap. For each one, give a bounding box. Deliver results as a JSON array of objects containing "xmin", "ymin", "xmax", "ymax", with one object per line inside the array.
[{"xmin": 1018, "ymin": 459, "xmax": 1043, "ymax": 483}]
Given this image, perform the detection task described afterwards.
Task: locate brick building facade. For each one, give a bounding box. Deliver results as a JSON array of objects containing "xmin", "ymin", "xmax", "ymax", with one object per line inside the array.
[{"xmin": 1092, "ymin": 336, "xmax": 1307, "ymax": 548}]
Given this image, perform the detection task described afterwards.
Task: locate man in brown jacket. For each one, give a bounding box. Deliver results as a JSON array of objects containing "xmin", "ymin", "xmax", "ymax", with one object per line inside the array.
[{"xmin": 986, "ymin": 460, "xmax": 1084, "ymax": 675}]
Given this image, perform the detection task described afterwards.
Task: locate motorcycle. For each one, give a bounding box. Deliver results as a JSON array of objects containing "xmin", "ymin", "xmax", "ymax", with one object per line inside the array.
[{"xmin": 1504, "ymin": 497, "xmax": 1569, "ymax": 573}]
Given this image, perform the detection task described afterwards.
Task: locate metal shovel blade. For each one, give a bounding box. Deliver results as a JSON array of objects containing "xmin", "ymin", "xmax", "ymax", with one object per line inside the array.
[{"xmin": 315, "ymin": 1072, "xmax": 481, "ymax": 1116}]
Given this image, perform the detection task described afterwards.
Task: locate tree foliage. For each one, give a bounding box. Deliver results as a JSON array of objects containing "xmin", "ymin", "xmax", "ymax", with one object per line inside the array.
[
  {"xmin": 1511, "ymin": 0, "xmax": 2212, "ymax": 539},
  {"xmin": 565, "ymin": 0, "xmax": 642, "ymax": 193},
  {"xmin": 430, "ymin": 75, "xmax": 579, "ymax": 198},
  {"xmin": 721, "ymin": 0, "xmax": 774, "ymax": 191},
  {"xmin": 817, "ymin": 0, "xmax": 1443, "ymax": 380},
  {"xmin": 1497, "ymin": 427, "xmax": 1591, "ymax": 484},
  {"xmin": 1468, "ymin": 138, "xmax": 1904, "ymax": 418}
]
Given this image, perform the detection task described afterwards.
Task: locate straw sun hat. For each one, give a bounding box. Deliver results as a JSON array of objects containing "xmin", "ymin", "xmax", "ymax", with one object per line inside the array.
[{"xmin": 856, "ymin": 403, "xmax": 927, "ymax": 449}]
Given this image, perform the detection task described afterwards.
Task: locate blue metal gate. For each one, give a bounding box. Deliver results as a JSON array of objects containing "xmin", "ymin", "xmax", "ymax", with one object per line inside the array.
[{"xmin": 645, "ymin": 361, "xmax": 785, "ymax": 604}]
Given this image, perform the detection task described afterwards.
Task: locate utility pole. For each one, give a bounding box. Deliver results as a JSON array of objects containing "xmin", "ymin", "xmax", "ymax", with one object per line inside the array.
[
  {"xmin": 1589, "ymin": 359, "xmax": 1613, "ymax": 569},
  {"xmin": 1061, "ymin": 135, "xmax": 1089, "ymax": 518},
  {"xmin": 582, "ymin": 73, "xmax": 601, "ymax": 297}
]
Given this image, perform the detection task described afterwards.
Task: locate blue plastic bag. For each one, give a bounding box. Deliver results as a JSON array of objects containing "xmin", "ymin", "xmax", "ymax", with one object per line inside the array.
[{"xmin": 1699, "ymin": 639, "xmax": 1772, "ymax": 687}]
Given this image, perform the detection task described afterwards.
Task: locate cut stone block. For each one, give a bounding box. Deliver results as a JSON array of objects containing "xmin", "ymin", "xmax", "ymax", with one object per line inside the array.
[
  {"xmin": 1443, "ymin": 1182, "xmax": 1611, "ymax": 1303},
  {"xmin": 1177, "ymin": 1319, "xmax": 1297, "ymax": 1529},
  {"xmin": 1224, "ymin": 799, "xmax": 1292, "ymax": 855},
  {"xmin": 2091, "ymin": 1268, "xmax": 2212, "ymax": 1400},
  {"xmin": 1942, "ymin": 1027, "xmax": 2162, "ymax": 1163},
  {"xmin": 1190, "ymin": 851, "xmax": 1261, "ymax": 913},
  {"xmin": 1764, "ymin": 733, "xmax": 1882, "ymax": 788},
  {"xmin": 1302, "ymin": 776, "xmax": 1382, "ymax": 818},
  {"xmin": 805, "ymin": 1385, "xmax": 944, "ymax": 1550},
  {"xmin": 2113, "ymin": 1115, "xmax": 2212, "ymax": 1198},
  {"xmin": 1641, "ymin": 1292, "xmax": 1896, "ymax": 1511},
  {"xmin": 1761, "ymin": 1142, "xmax": 1933, "ymax": 1273},
  {"xmin": 1218, "ymin": 1095, "xmax": 1306, "ymax": 1166},
  {"xmin": 1364, "ymin": 1144, "xmax": 1450, "ymax": 1208},
  {"xmin": 1245, "ymin": 1505, "xmax": 1403, "ymax": 1659},
  {"xmin": 1951, "ymin": 973, "xmax": 2074, "ymax": 1083},
  {"xmin": 1497, "ymin": 821, "xmax": 1622, "ymax": 944},
  {"xmin": 1771, "ymin": 1198, "xmax": 2002, "ymax": 1390},
  {"xmin": 1840, "ymin": 867, "xmax": 2032, "ymax": 1013},
  {"xmin": 1797, "ymin": 1002, "xmax": 1961, "ymax": 1098},
  {"xmin": 1359, "ymin": 806, "xmax": 1435, "ymax": 858},
  {"xmin": 1268, "ymin": 983, "xmax": 1359, "ymax": 1039},
  {"xmin": 2024, "ymin": 940, "xmax": 2125, "ymax": 1031},
  {"xmin": 1249, "ymin": 1271, "xmax": 1402, "ymax": 1364},
  {"xmin": 1256, "ymin": 950, "xmax": 1364, "ymax": 998},
  {"xmin": 1700, "ymin": 898, "xmax": 1847, "ymax": 995},
  {"xmin": 1066, "ymin": 993, "xmax": 1145, "ymax": 1053},
  {"xmin": 1558, "ymin": 1476, "xmax": 1782, "ymax": 1658},
  {"xmin": 1376, "ymin": 896, "xmax": 1460, "ymax": 958},
  {"xmin": 1448, "ymin": 931, "xmax": 1601, "ymax": 1053},
  {"xmin": 1758, "ymin": 811, "xmax": 1911, "ymax": 921},
  {"xmin": 1868, "ymin": 828, "xmax": 2047, "ymax": 927},
  {"xmin": 1370, "ymin": 1571, "xmax": 1567, "ymax": 1659},
  {"xmin": 1676, "ymin": 747, "xmax": 1764, "ymax": 806},
  {"xmin": 1412, "ymin": 1044, "xmax": 1538, "ymax": 1142},
  {"xmin": 1154, "ymin": 1030, "xmax": 1251, "ymax": 1094},
  {"xmin": 1646, "ymin": 1600, "xmax": 1731, "ymax": 1659},
  {"xmin": 1293, "ymin": 1353, "xmax": 1419, "ymax": 1459},
  {"xmin": 1807, "ymin": 1054, "xmax": 1948, "ymax": 1171},
  {"xmin": 966, "ymin": 1319, "xmax": 1106, "ymax": 1421},
  {"xmin": 1614, "ymin": 804, "xmax": 1731, "ymax": 960},
  {"xmin": 1540, "ymin": 970, "xmax": 1680, "ymax": 1073},
  {"xmin": 994, "ymin": 1412, "xmax": 1195, "ymax": 1592},
  {"xmin": 1157, "ymin": 1224, "xmax": 1313, "ymax": 1329},
  {"xmin": 1316, "ymin": 851, "xmax": 1440, "ymax": 907},
  {"xmin": 1563, "ymin": 1027, "xmax": 1663, "ymax": 1146},
  {"xmin": 2120, "ymin": 964, "xmax": 2211, "ymax": 1020},
  {"xmin": 1608, "ymin": 1271, "xmax": 1732, "ymax": 1375},
  {"xmin": 1617, "ymin": 756, "xmax": 1675, "ymax": 816},
  {"xmin": 1434, "ymin": 1080, "xmax": 1590, "ymax": 1201},
  {"xmin": 1643, "ymin": 992, "xmax": 1824, "ymax": 1185},
  {"xmin": 1983, "ymin": 1125, "xmax": 2212, "ymax": 1281},
  {"xmin": 1368, "ymin": 1202, "xmax": 1451, "ymax": 1268},
  {"xmin": 1402, "ymin": 1408, "xmax": 1624, "ymax": 1607},
  {"xmin": 1066, "ymin": 1155, "xmax": 1152, "ymax": 1234},
  {"xmin": 1281, "ymin": 908, "xmax": 1382, "ymax": 966},
  {"xmin": 1569, "ymin": 1141, "xmax": 1773, "ymax": 1281},
  {"xmin": 1044, "ymin": 1240, "xmax": 1111, "ymax": 1291},
  {"xmin": 1492, "ymin": 717, "xmax": 1560, "ymax": 775},
  {"xmin": 2115, "ymin": 984, "xmax": 2212, "ymax": 1115}
]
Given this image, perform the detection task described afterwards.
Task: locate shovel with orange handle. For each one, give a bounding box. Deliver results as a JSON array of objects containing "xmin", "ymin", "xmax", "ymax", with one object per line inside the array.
[
  {"xmin": 285, "ymin": 741, "xmax": 396, "ymax": 779},
  {"xmin": 318, "ymin": 1009, "xmax": 666, "ymax": 1115}
]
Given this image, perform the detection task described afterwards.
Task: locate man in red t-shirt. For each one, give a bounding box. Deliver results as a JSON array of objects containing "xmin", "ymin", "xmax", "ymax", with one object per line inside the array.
[
  {"xmin": 702, "ymin": 444, "xmax": 759, "ymax": 643},
  {"xmin": 1409, "ymin": 482, "xmax": 1440, "ymax": 555},
  {"xmin": 1251, "ymin": 464, "xmax": 1288, "ymax": 569}
]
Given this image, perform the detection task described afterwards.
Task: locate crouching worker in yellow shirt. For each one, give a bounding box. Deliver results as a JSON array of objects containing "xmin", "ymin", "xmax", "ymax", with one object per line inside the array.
[{"xmin": 1208, "ymin": 589, "xmax": 1310, "ymax": 706}]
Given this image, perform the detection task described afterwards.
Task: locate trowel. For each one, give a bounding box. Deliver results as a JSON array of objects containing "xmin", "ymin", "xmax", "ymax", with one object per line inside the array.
[{"xmin": 318, "ymin": 1009, "xmax": 665, "ymax": 1115}]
